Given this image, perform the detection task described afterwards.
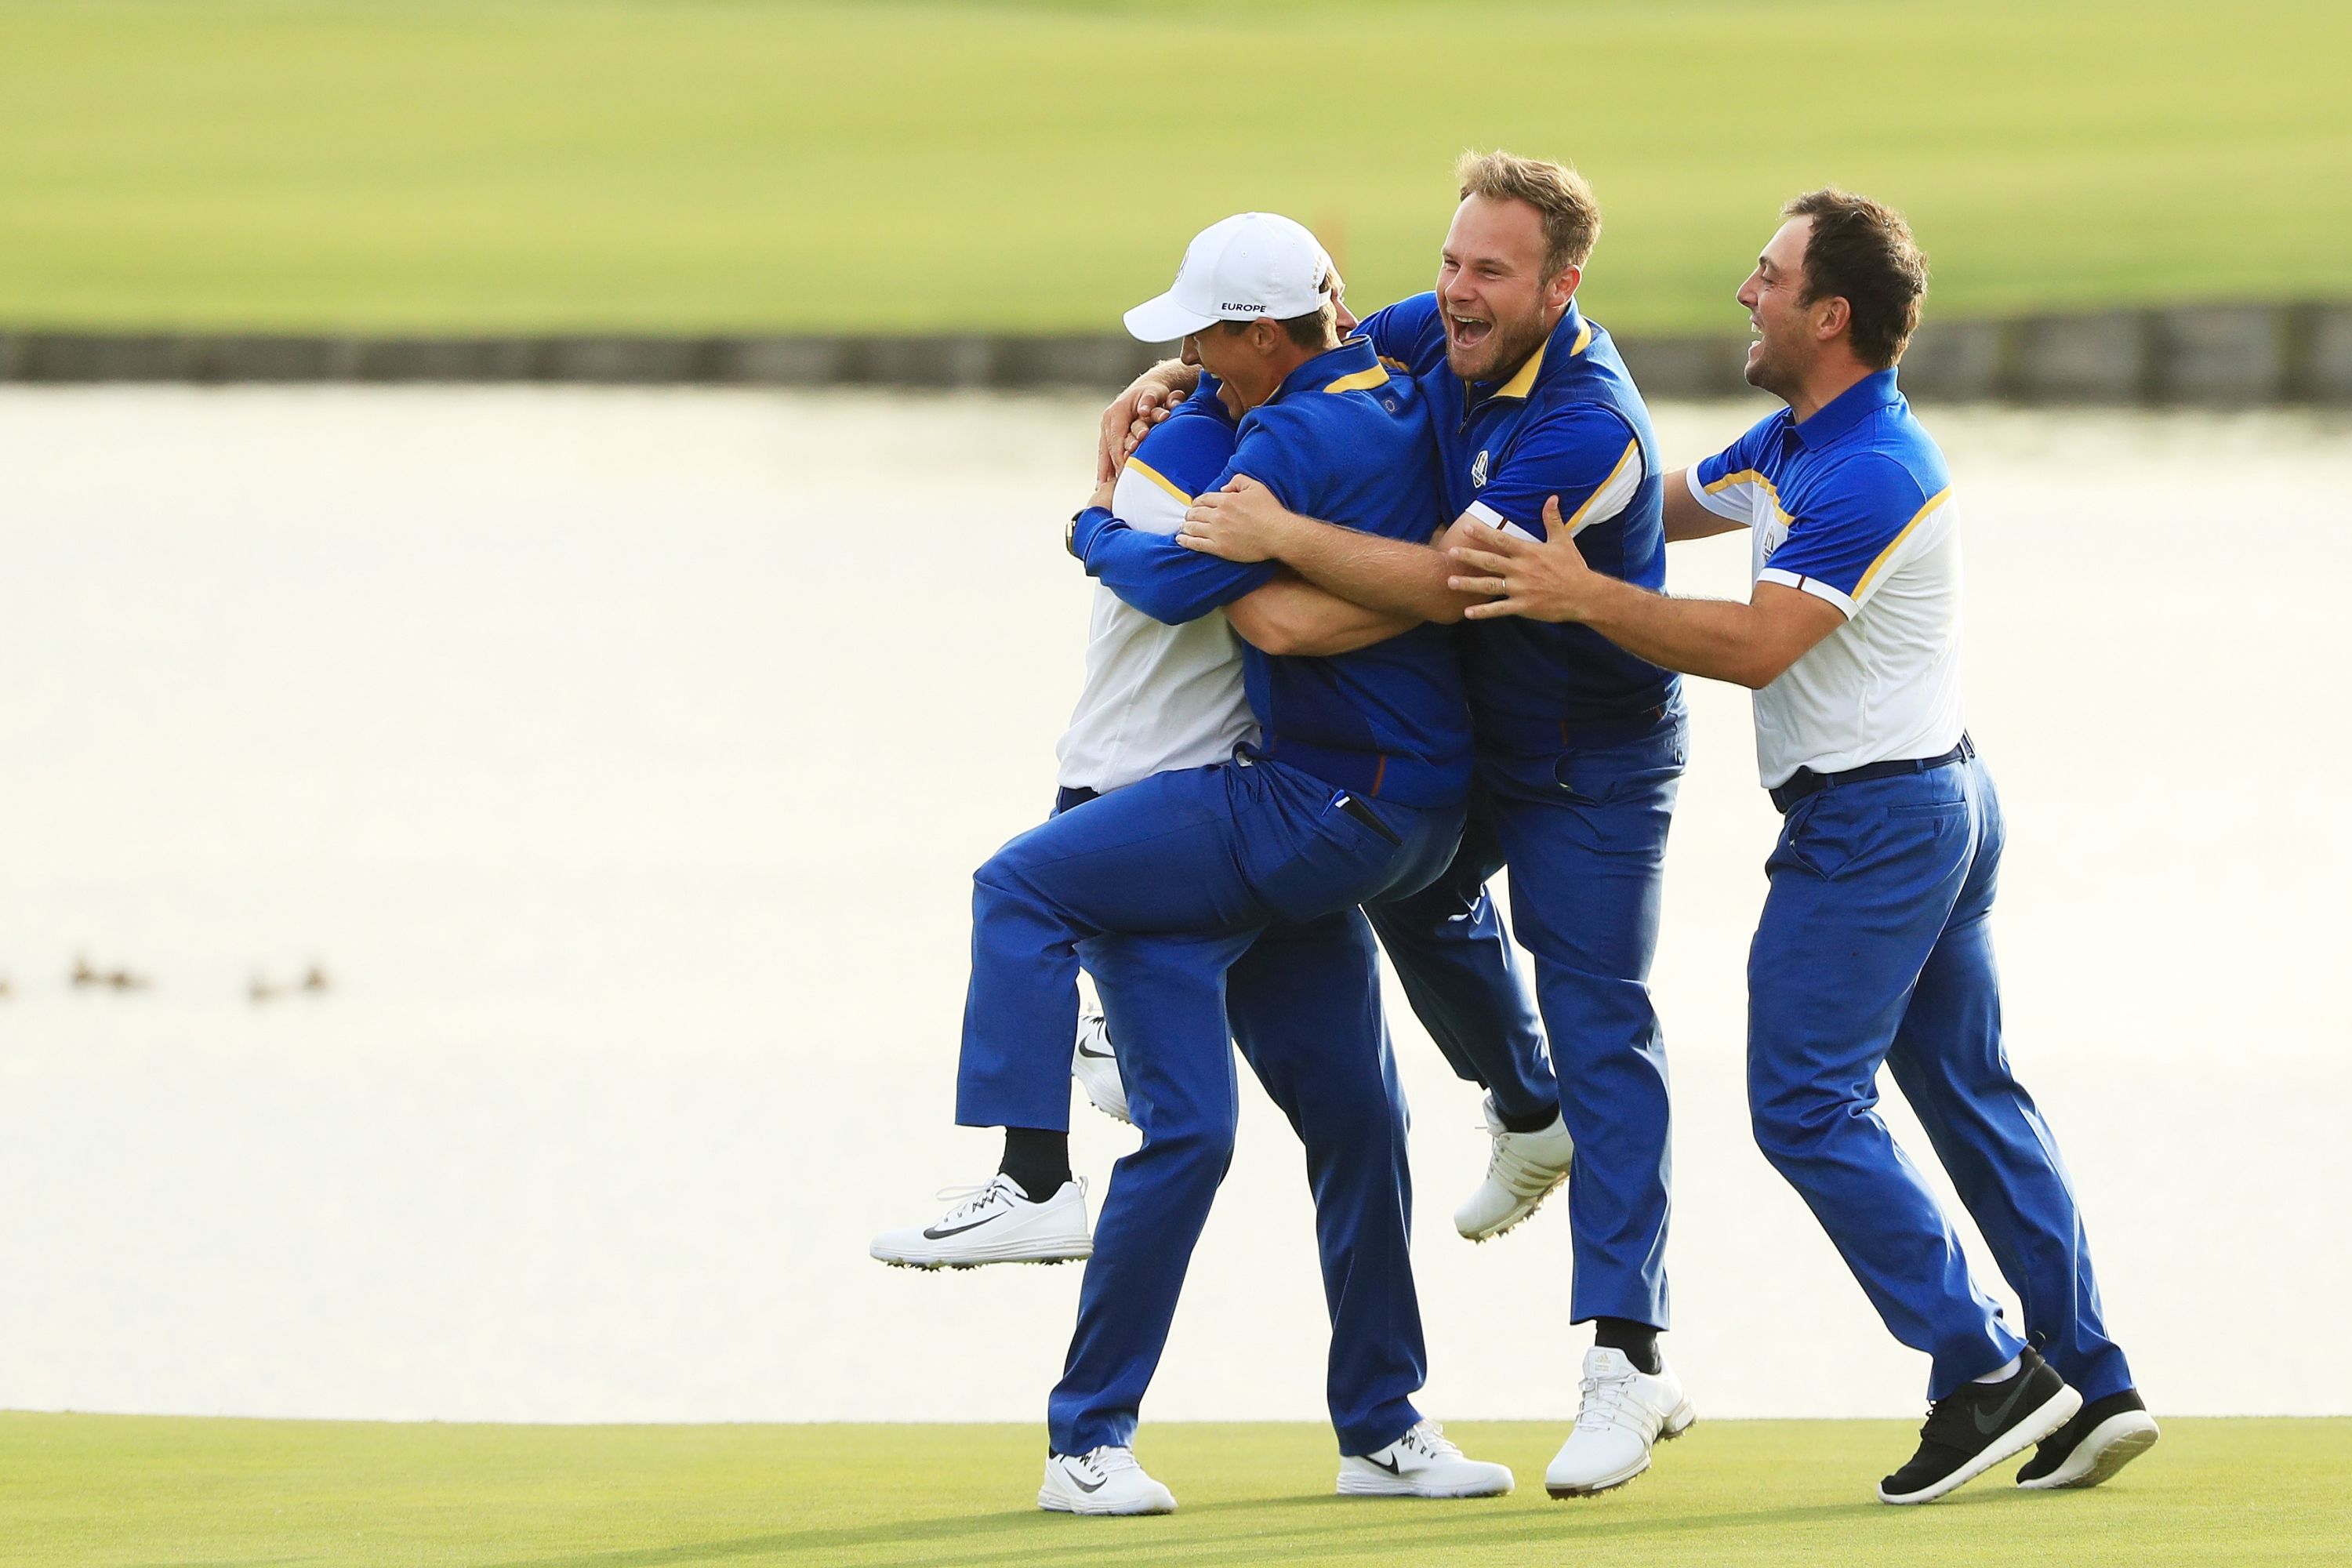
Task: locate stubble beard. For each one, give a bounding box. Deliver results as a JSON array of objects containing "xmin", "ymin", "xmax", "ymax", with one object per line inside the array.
[{"xmin": 1449, "ymin": 310, "xmax": 1552, "ymax": 386}]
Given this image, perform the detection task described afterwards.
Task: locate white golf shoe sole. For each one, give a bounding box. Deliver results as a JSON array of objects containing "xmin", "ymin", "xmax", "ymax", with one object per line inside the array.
[
  {"xmin": 1877, "ymin": 1384, "xmax": 2082, "ymax": 1505},
  {"xmin": 1336, "ymin": 1466, "xmax": 1513, "ymax": 1499},
  {"xmin": 871, "ymin": 1236, "xmax": 1091, "ymax": 1269},
  {"xmin": 2016, "ymin": 1410, "xmax": 2160, "ymax": 1490}
]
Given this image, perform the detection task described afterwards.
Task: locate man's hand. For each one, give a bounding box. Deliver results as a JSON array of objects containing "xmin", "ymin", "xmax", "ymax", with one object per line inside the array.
[
  {"xmin": 1445, "ymin": 495, "xmax": 1601, "ymax": 622},
  {"xmin": 1087, "ymin": 474, "xmax": 1117, "ymax": 512},
  {"xmin": 1095, "ymin": 364, "xmax": 1196, "ymax": 481},
  {"xmin": 1178, "ymin": 476, "xmax": 1298, "ymax": 564}
]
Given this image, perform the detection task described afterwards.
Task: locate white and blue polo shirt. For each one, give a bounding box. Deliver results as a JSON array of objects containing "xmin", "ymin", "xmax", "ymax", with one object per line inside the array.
[
  {"xmin": 1689, "ymin": 368, "xmax": 1965, "ymax": 789},
  {"xmin": 1055, "ymin": 385, "xmax": 1256, "ymax": 794}
]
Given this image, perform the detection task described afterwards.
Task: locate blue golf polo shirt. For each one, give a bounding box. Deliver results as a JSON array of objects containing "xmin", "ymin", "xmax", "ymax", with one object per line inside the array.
[
  {"xmin": 1688, "ymin": 367, "xmax": 1965, "ymax": 788},
  {"xmin": 1361, "ymin": 293, "xmax": 1679, "ymax": 751},
  {"xmin": 1072, "ymin": 337, "xmax": 1470, "ymax": 808}
]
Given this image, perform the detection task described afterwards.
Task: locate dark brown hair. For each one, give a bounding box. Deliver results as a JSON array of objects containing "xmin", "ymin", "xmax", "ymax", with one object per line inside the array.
[{"xmin": 1782, "ymin": 188, "xmax": 1928, "ymax": 369}]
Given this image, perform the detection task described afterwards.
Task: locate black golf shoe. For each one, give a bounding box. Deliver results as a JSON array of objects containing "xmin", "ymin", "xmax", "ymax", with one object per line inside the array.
[
  {"xmin": 1877, "ymin": 1347, "xmax": 2082, "ymax": 1504},
  {"xmin": 2016, "ymin": 1388, "xmax": 2159, "ymax": 1490}
]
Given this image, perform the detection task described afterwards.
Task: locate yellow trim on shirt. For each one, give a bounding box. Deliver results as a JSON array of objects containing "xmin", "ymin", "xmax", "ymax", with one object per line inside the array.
[
  {"xmin": 1564, "ymin": 438, "xmax": 1642, "ymax": 530},
  {"xmin": 1494, "ymin": 339, "xmax": 1548, "ymax": 400},
  {"xmin": 1853, "ymin": 486, "xmax": 1952, "ymax": 597},
  {"xmin": 1703, "ymin": 466, "xmax": 1792, "ymax": 523},
  {"xmin": 1123, "ymin": 457, "xmax": 1192, "ymax": 506},
  {"xmin": 1321, "ymin": 365, "xmax": 1392, "ymax": 394},
  {"xmin": 1490, "ymin": 321, "xmax": 1588, "ymax": 401}
]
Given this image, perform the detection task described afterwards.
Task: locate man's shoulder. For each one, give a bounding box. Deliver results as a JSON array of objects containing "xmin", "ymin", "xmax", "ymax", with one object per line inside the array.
[
  {"xmin": 1801, "ymin": 444, "xmax": 1944, "ymax": 528},
  {"xmin": 1129, "ymin": 398, "xmax": 1240, "ymax": 500},
  {"xmin": 1497, "ymin": 396, "xmax": 1642, "ymax": 479},
  {"xmin": 1359, "ymin": 292, "xmax": 1446, "ymax": 376},
  {"xmin": 1250, "ymin": 372, "xmax": 1421, "ymax": 445}
]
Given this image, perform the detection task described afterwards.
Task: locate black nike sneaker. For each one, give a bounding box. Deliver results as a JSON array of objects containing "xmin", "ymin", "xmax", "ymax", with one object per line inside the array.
[
  {"xmin": 2016, "ymin": 1388, "xmax": 2160, "ymax": 1490},
  {"xmin": 1877, "ymin": 1347, "xmax": 2082, "ymax": 1504}
]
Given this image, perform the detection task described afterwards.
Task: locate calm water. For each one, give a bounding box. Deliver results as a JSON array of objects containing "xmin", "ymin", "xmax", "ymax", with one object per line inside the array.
[{"xmin": 0, "ymin": 387, "xmax": 2345, "ymax": 1425}]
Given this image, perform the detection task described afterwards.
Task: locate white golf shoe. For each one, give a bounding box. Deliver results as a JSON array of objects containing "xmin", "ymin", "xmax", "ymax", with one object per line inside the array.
[
  {"xmin": 1072, "ymin": 1011, "xmax": 1132, "ymax": 1125},
  {"xmin": 1038, "ymin": 1445, "xmax": 1176, "ymax": 1515},
  {"xmin": 1544, "ymin": 1347, "xmax": 1697, "ymax": 1497},
  {"xmin": 870, "ymin": 1174, "xmax": 1091, "ymax": 1269},
  {"xmin": 1454, "ymin": 1095, "xmax": 1575, "ymax": 1240},
  {"xmin": 1337, "ymin": 1420, "xmax": 1514, "ymax": 1498}
]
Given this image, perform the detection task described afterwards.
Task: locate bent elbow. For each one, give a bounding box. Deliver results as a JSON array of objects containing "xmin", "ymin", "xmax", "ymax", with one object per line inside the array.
[
  {"xmin": 1737, "ymin": 648, "xmax": 1800, "ymax": 690},
  {"xmin": 1239, "ymin": 622, "xmax": 1306, "ymax": 656},
  {"xmin": 1227, "ymin": 606, "xmax": 1305, "ymax": 655}
]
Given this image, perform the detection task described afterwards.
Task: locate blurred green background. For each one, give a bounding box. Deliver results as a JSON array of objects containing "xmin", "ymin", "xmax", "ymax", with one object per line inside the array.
[{"xmin": 1, "ymin": 0, "xmax": 2345, "ymax": 336}]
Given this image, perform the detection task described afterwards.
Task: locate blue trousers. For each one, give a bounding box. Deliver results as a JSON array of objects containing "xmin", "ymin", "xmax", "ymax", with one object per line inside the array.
[
  {"xmin": 1362, "ymin": 787, "xmax": 1557, "ymax": 1125},
  {"xmin": 1748, "ymin": 756, "xmax": 2134, "ymax": 1402},
  {"xmin": 1375, "ymin": 706, "xmax": 1686, "ymax": 1328},
  {"xmin": 956, "ymin": 752, "xmax": 1458, "ymax": 1133},
  {"xmin": 1050, "ymin": 911, "xmax": 1425, "ymax": 1456}
]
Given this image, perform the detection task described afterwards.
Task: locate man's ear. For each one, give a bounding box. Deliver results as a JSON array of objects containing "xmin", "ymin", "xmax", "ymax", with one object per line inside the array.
[
  {"xmin": 1813, "ymin": 294, "xmax": 1852, "ymax": 343},
  {"xmin": 1548, "ymin": 263, "xmax": 1583, "ymax": 313}
]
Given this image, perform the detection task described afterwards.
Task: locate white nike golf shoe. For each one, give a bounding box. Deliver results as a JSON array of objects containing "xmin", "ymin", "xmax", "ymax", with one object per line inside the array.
[
  {"xmin": 869, "ymin": 1174, "xmax": 1091, "ymax": 1269},
  {"xmin": 1337, "ymin": 1420, "xmax": 1514, "ymax": 1498},
  {"xmin": 1038, "ymin": 1445, "xmax": 1176, "ymax": 1515},
  {"xmin": 1071, "ymin": 1011, "xmax": 1132, "ymax": 1125},
  {"xmin": 1454, "ymin": 1095, "xmax": 1575, "ymax": 1240},
  {"xmin": 1544, "ymin": 1347, "xmax": 1697, "ymax": 1497}
]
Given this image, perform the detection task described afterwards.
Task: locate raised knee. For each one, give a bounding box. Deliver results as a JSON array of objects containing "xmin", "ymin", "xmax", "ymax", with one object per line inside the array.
[
  {"xmin": 1143, "ymin": 1118, "xmax": 1239, "ymax": 1178},
  {"xmin": 1748, "ymin": 1081, "xmax": 1852, "ymax": 1165}
]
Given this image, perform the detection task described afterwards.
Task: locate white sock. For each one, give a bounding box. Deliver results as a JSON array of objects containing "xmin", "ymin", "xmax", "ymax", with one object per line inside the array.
[{"xmin": 1973, "ymin": 1354, "xmax": 2024, "ymax": 1385}]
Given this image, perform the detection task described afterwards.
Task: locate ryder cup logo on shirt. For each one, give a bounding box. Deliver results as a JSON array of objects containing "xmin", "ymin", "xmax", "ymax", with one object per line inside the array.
[{"xmin": 1471, "ymin": 449, "xmax": 1490, "ymax": 488}]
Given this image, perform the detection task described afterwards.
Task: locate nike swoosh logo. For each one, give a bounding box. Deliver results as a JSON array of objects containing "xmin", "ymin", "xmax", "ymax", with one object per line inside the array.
[
  {"xmin": 1367, "ymin": 1454, "xmax": 1403, "ymax": 1475},
  {"xmin": 1064, "ymin": 1463, "xmax": 1106, "ymax": 1494},
  {"xmin": 1076, "ymin": 1044, "xmax": 1114, "ymax": 1059},
  {"xmin": 1973, "ymin": 1377, "xmax": 2034, "ymax": 1436},
  {"xmin": 922, "ymin": 1213, "xmax": 1003, "ymax": 1240}
]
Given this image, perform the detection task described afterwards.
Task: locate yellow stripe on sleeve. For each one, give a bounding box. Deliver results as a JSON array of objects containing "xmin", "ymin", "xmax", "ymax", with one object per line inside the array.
[
  {"xmin": 1702, "ymin": 467, "xmax": 1791, "ymax": 523},
  {"xmin": 1123, "ymin": 457, "xmax": 1192, "ymax": 506},
  {"xmin": 1853, "ymin": 486, "xmax": 1952, "ymax": 598},
  {"xmin": 1563, "ymin": 438, "xmax": 1642, "ymax": 530}
]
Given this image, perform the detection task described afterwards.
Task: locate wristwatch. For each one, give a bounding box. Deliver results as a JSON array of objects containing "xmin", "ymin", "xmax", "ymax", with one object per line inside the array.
[{"xmin": 1066, "ymin": 508, "xmax": 1087, "ymax": 560}]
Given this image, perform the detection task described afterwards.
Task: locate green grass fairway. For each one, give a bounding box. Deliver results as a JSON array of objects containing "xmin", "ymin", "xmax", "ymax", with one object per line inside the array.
[
  {"xmin": 1, "ymin": 2, "xmax": 2348, "ymax": 335},
  {"xmin": 4, "ymin": 1414, "xmax": 2347, "ymax": 1566}
]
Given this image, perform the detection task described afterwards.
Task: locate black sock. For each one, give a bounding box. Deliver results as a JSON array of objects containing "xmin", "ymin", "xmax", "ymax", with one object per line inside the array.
[
  {"xmin": 998, "ymin": 1128, "xmax": 1072, "ymax": 1203},
  {"xmin": 1592, "ymin": 1317, "xmax": 1661, "ymax": 1375},
  {"xmin": 1495, "ymin": 1102, "xmax": 1559, "ymax": 1134}
]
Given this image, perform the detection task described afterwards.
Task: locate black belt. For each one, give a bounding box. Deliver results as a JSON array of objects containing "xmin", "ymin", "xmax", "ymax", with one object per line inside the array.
[{"xmin": 1770, "ymin": 734, "xmax": 1974, "ymax": 814}]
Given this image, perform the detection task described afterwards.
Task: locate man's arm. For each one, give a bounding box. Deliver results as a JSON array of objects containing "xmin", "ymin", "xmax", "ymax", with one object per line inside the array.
[
  {"xmin": 1097, "ymin": 361, "xmax": 1204, "ymax": 481},
  {"xmin": 1663, "ymin": 464, "xmax": 1751, "ymax": 542},
  {"xmin": 1447, "ymin": 497, "xmax": 1842, "ymax": 688},
  {"xmin": 1075, "ymin": 505, "xmax": 1276, "ymax": 626},
  {"xmin": 1179, "ymin": 477, "xmax": 1486, "ymax": 623},
  {"xmin": 1224, "ymin": 573, "xmax": 1417, "ymax": 657}
]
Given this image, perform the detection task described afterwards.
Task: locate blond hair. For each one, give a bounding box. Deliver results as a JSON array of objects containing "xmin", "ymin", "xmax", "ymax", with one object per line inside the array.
[{"xmin": 1456, "ymin": 150, "xmax": 1601, "ymax": 278}]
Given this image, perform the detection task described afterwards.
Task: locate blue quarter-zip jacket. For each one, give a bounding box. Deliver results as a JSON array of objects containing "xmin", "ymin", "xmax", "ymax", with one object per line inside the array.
[{"xmin": 1071, "ymin": 339, "xmax": 1471, "ymax": 808}]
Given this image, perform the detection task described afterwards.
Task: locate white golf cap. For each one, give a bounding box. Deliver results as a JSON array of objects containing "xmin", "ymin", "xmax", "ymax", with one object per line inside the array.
[{"xmin": 1123, "ymin": 212, "xmax": 1334, "ymax": 343}]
